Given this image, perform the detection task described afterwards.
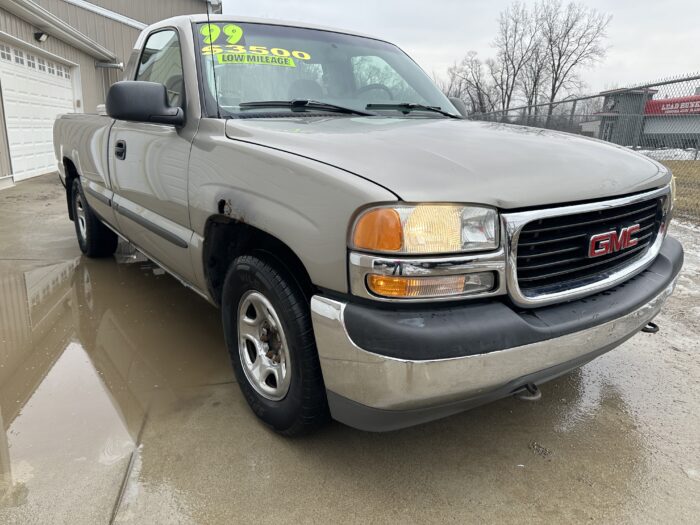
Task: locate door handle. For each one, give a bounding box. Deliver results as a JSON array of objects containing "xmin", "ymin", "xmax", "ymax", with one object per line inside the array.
[{"xmin": 115, "ymin": 140, "xmax": 127, "ymax": 160}]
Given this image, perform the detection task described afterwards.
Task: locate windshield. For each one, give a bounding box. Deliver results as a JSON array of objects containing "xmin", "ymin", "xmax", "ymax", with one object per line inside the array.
[{"xmin": 195, "ymin": 22, "xmax": 456, "ymax": 117}]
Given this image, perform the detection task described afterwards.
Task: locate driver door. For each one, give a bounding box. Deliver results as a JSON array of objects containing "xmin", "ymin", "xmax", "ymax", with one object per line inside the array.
[{"xmin": 109, "ymin": 28, "xmax": 196, "ymax": 283}]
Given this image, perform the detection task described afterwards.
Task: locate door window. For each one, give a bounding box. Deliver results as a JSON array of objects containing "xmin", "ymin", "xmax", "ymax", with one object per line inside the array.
[{"xmin": 136, "ymin": 30, "xmax": 185, "ymax": 108}]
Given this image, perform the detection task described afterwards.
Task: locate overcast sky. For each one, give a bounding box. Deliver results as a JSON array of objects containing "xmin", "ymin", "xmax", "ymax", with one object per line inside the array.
[{"xmin": 221, "ymin": 0, "xmax": 699, "ymax": 94}]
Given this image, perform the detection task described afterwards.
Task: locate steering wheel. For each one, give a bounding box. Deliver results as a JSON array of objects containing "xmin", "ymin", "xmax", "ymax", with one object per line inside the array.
[{"xmin": 356, "ymin": 83, "xmax": 394, "ymax": 100}]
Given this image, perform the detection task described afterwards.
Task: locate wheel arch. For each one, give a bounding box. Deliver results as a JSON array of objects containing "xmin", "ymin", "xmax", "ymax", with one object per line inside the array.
[
  {"xmin": 63, "ymin": 157, "xmax": 80, "ymax": 221},
  {"xmin": 202, "ymin": 214, "xmax": 316, "ymax": 306}
]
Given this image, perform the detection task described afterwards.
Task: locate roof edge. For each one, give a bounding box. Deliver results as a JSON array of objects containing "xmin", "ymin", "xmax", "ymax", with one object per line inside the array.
[
  {"xmin": 59, "ymin": 0, "xmax": 146, "ymax": 30},
  {"xmin": 172, "ymin": 14, "xmax": 384, "ymax": 42},
  {"xmin": 0, "ymin": 0, "xmax": 117, "ymax": 61}
]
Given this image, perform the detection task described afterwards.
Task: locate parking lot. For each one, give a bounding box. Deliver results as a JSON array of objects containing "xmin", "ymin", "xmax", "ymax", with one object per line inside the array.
[{"xmin": 1, "ymin": 175, "xmax": 699, "ymax": 524}]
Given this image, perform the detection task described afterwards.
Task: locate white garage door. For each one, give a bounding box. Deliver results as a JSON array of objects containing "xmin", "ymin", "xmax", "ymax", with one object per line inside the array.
[{"xmin": 0, "ymin": 43, "xmax": 75, "ymax": 181}]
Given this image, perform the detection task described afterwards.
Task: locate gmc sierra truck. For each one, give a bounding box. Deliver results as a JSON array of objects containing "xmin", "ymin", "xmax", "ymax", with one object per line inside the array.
[{"xmin": 53, "ymin": 15, "xmax": 683, "ymax": 435}]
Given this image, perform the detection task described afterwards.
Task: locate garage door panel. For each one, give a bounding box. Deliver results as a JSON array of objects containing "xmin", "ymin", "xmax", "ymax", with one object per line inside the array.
[{"xmin": 0, "ymin": 45, "xmax": 75, "ymax": 181}]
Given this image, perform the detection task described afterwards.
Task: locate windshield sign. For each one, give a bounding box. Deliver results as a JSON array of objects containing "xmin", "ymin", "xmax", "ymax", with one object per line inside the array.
[{"xmin": 195, "ymin": 22, "xmax": 455, "ymax": 118}]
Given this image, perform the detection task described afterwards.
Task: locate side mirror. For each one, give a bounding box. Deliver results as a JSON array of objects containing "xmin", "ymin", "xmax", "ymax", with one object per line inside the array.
[
  {"xmin": 449, "ymin": 97, "xmax": 468, "ymax": 117},
  {"xmin": 106, "ymin": 81, "xmax": 185, "ymax": 126}
]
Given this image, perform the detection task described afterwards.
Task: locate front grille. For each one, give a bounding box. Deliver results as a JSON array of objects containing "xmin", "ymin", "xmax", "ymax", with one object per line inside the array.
[{"xmin": 516, "ymin": 196, "xmax": 664, "ymax": 292}]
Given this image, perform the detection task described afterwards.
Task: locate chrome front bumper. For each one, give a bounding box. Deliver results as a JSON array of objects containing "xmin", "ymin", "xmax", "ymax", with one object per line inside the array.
[{"xmin": 311, "ymin": 278, "xmax": 677, "ymax": 430}]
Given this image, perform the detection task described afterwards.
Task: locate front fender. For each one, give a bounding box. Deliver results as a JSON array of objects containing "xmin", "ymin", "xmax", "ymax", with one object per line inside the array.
[{"xmin": 188, "ymin": 120, "xmax": 397, "ymax": 293}]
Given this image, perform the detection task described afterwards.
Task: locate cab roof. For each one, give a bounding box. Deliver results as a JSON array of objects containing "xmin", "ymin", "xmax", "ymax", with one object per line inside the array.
[{"xmin": 159, "ymin": 14, "xmax": 384, "ymax": 43}]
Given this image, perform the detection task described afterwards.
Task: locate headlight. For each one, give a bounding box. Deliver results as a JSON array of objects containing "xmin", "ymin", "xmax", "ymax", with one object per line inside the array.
[{"xmin": 351, "ymin": 204, "xmax": 499, "ymax": 254}]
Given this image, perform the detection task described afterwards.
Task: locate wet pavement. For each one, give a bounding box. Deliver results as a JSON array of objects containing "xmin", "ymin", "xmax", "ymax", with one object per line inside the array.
[{"xmin": 0, "ymin": 175, "xmax": 699, "ymax": 524}]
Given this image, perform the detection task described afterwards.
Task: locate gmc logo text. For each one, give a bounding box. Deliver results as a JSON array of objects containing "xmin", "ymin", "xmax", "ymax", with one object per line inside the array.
[{"xmin": 588, "ymin": 224, "xmax": 641, "ymax": 258}]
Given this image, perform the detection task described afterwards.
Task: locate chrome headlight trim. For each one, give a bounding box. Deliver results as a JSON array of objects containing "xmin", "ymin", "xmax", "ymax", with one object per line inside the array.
[{"xmin": 502, "ymin": 184, "xmax": 673, "ymax": 308}]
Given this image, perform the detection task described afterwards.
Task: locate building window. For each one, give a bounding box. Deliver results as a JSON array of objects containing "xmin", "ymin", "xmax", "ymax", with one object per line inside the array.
[
  {"xmin": 47, "ymin": 62, "xmax": 55, "ymax": 74},
  {"xmin": 27, "ymin": 54, "xmax": 36, "ymax": 69},
  {"xmin": 56, "ymin": 64, "xmax": 64, "ymax": 77},
  {"xmin": 64, "ymin": 66, "xmax": 71, "ymax": 79},
  {"xmin": 13, "ymin": 49, "xmax": 24, "ymax": 65},
  {"xmin": 37, "ymin": 57, "xmax": 46, "ymax": 72},
  {"xmin": 0, "ymin": 44, "xmax": 11, "ymax": 61}
]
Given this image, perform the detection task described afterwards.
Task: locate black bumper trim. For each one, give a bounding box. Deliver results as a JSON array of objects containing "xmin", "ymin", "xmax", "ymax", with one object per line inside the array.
[{"xmin": 344, "ymin": 236, "xmax": 683, "ymax": 361}]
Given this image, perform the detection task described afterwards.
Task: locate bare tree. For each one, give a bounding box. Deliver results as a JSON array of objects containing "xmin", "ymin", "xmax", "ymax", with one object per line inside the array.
[
  {"xmin": 491, "ymin": 2, "xmax": 540, "ymax": 111},
  {"xmin": 518, "ymin": 42, "xmax": 549, "ymax": 117},
  {"xmin": 434, "ymin": 64, "xmax": 466, "ymax": 101},
  {"xmin": 450, "ymin": 52, "xmax": 498, "ymax": 114},
  {"xmin": 540, "ymin": 0, "xmax": 611, "ymax": 120},
  {"xmin": 517, "ymin": 4, "xmax": 548, "ymax": 116},
  {"xmin": 486, "ymin": 57, "xmax": 506, "ymax": 110},
  {"xmin": 435, "ymin": 0, "xmax": 610, "ymax": 120}
]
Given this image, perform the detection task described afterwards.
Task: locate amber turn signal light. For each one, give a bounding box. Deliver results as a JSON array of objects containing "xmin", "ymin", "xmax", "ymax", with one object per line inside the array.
[
  {"xmin": 352, "ymin": 208, "xmax": 403, "ymax": 252},
  {"xmin": 366, "ymin": 273, "xmax": 495, "ymax": 299}
]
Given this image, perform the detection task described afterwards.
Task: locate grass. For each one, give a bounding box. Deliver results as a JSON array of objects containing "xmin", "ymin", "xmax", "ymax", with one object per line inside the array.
[{"xmin": 660, "ymin": 160, "xmax": 700, "ymax": 222}]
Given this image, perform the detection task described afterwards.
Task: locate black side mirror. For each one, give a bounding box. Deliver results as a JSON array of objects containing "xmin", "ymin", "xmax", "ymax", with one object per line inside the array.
[
  {"xmin": 106, "ymin": 81, "xmax": 185, "ymax": 126},
  {"xmin": 449, "ymin": 97, "xmax": 468, "ymax": 117}
]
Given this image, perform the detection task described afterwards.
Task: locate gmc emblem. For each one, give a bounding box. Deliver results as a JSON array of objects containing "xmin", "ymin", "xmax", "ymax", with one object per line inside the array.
[{"xmin": 588, "ymin": 224, "xmax": 641, "ymax": 258}]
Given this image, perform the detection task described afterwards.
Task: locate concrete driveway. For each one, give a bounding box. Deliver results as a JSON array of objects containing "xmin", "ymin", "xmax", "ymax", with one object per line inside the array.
[{"xmin": 1, "ymin": 175, "xmax": 698, "ymax": 524}]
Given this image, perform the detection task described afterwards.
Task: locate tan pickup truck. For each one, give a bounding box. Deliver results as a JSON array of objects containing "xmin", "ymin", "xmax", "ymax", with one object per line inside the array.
[{"xmin": 53, "ymin": 15, "xmax": 683, "ymax": 434}]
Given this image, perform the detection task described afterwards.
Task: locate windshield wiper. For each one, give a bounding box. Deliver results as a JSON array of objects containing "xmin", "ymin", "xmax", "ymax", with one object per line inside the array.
[
  {"xmin": 366, "ymin": 103, "xmax": 462, "ymax": 119},
  {"xmin": 239, "ymin": 100, "xmax": 376, "ymax": 116}
]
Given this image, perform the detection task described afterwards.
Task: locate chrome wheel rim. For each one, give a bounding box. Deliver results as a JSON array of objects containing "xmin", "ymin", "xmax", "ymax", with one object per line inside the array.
[
  {"xmin": 237, "ymin": 291, "xmax": 292, "ymax": 401},
  {"xmin": 75, "ymin": 192, "xmax": 87, "ymax": 241}
]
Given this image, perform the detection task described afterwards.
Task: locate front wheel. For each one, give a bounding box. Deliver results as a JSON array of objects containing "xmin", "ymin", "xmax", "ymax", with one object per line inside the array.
[
  {"xmin": 221, "ymin": 254, "xmax": 329, "ymax": 435},
  {"xmin": 71, "ymin": 178, "xmax": 118, "ymax": 258}
]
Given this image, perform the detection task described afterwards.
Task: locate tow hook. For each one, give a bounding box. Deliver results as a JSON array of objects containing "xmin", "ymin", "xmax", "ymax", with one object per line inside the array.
[
  {"xmin": 513, "ymin": 383, "xmax": 542, "ymax": 402},
  {"xmin": 642, "ymin": 321, "xmax": 660, "ymax": 334}
]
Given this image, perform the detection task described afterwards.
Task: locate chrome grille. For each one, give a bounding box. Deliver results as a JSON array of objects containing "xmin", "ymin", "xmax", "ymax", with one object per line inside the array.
[
  {"xmin": 503, "ymin": 185, "xmax": 672, "ymax": 308},
  {"xmin": 516, "ymin": 197, "xmax": 664, "ymax": 291}
]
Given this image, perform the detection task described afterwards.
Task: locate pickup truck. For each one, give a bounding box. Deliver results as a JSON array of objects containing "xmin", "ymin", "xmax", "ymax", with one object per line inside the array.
[{"xmin": 54, "ymin": 14, "xmax": 683, "ymax": 435}]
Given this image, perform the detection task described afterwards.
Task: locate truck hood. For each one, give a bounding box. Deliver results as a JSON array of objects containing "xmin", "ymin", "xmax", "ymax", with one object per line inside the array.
[{"xmin": 225, "ymin": 117, "xmax": 669, "ymax": 209}]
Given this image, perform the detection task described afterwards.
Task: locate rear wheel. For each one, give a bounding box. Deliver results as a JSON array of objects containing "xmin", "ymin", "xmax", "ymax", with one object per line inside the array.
[
  {"xmin": 71, "ymin": 178, "xmax": 118, "ymax": 258},
  {"xmin": 221, "ymin": 254, "xmax": 329, "ymax": 435}
]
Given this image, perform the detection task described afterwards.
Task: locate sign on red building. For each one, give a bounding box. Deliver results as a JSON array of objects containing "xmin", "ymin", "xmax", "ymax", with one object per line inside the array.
[{"xmin": 645, "ymin": 95, "xmax": 700, "ymax": 115}]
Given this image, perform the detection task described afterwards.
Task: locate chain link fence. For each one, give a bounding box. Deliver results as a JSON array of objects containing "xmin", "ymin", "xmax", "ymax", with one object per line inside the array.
[{"xmin": 469, "ymin": 73, "xmax": 700, "ymax": 222}]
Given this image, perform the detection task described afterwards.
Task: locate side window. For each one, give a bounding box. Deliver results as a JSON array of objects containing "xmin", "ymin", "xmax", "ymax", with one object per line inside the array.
[{"xmin": 136, "ymin": 29, "xmax": 184, "ymax": 108}]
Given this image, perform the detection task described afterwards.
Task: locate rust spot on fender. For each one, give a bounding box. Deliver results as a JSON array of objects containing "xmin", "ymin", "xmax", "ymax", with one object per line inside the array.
[
  {"xmin": 218, "ymin": 198, "xmax": 233, "ymax": 217},
  {"xmin": 216, "ymin": 197, "xmax": 247, "ymax": 224}
]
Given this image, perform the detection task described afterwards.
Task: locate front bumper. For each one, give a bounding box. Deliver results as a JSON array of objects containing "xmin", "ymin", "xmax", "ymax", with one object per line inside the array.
[{"xmin": 311, "ymin": 236, "xmax": 683, "ymax": 431}]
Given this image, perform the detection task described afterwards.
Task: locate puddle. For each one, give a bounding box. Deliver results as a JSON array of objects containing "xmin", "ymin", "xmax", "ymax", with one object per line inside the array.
[{"xmin": 0, "ymin": 254, "xmax": 231, "ymax": 522}]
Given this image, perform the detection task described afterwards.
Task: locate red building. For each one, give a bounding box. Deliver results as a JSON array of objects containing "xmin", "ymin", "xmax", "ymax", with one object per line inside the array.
[{"xmin": 642, "ymin": 94, "xmax": 700, "ymax": 148}]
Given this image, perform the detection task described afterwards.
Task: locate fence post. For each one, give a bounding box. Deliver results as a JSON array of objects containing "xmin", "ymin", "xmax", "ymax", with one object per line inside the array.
[{"xmin": 568, "ymin": 100, "xmax": 578, "ymax": 130}]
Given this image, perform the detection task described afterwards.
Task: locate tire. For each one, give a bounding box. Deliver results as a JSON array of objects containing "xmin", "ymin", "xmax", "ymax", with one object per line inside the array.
[
  {"xmin": 71, "ymin": 178, "xmax": 118, "ymax": 258},
  {"xmin": 221, "ymin": 254, "xmax": 329, "ymax": 435}
]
